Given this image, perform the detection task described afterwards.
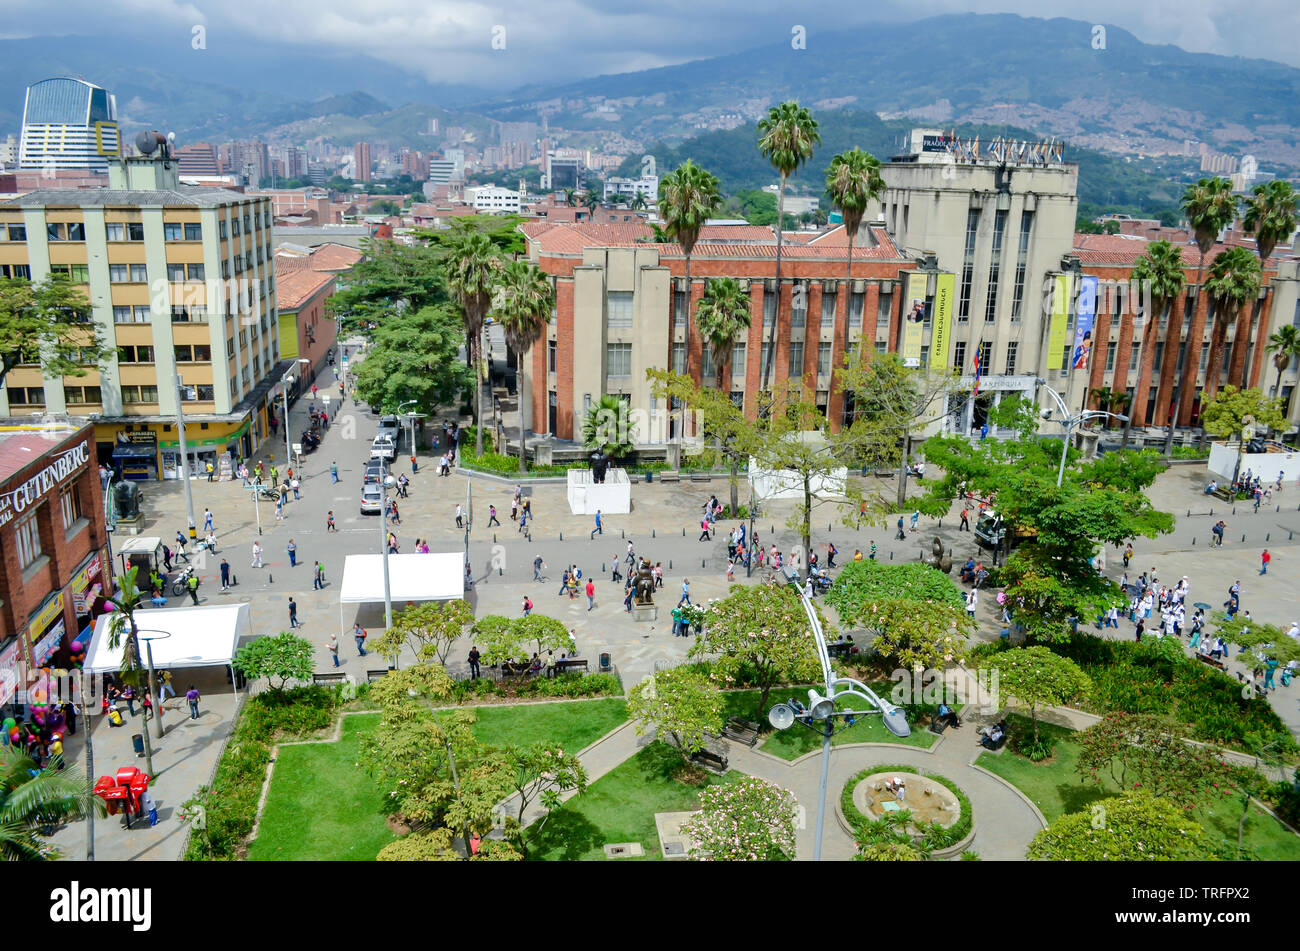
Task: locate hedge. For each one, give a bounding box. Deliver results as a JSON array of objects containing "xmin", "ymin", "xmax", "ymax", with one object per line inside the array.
[{"xmin": 840, "ymin": 764, "xmax": 973, "ymax": 853}]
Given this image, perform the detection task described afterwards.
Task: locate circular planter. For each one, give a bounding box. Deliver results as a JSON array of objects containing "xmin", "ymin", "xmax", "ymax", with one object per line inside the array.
[{"xmin": 835, "ymin": 765, "xmax": 976, "ymax": 859}]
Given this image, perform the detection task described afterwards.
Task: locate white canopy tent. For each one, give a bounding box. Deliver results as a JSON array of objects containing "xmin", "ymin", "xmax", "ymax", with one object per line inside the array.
[
  {"xmin": 85, "ymin": 603, "xmax": 254, "ymax": 674},
  {"xmin": 339, "ymin": 553, "xmax": 465, "ymax": 634}
]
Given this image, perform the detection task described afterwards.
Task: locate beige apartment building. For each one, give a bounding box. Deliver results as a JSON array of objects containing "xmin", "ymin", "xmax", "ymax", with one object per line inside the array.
[{"xmin": 0, "ymin": 154, "xmax": 292, "ymax": 479}]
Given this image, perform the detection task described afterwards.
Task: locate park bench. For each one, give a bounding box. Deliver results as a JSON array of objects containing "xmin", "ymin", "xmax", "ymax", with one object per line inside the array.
[
  {"xmin": 366, "ymin": 669, "xmax": 391, "ymax": 682},
  {"xmin": 313, "ymin": 672, "xmax": 346, "ymax": 686},
  {"xmin": 689, "ymin": 473, "xmax": 711, "ymax": 482},
  {"xmin": 929, "ymin": 717, "xmax": 948, "ymax": 735},
  {"xmin": 980, "ymin": 730, "xmax": 1008, "ymax": 751},
  {"xmin": 1196, "ymin": 652, "xmax": 1228, "ymax": 671},
  {"xmin": 555, "ymin": 659, "xmax": 589, "ymax": 674},
  {"xmin": 501, "ymin": 661, "xmax": 536, "ymax": 678},
  {"xmin": 722, "ymin": 717, "xmax": 761, "ymax": 748},
  {"xmin": 1212, "ymin": 486, "xmax": 1233, "ymax": 502},
  {"xmin": 659, "ymin": 470, "xmax": 681, "ymax": 483},
  {"xmin": 690, "ymin": 748, "xmax": 729, "ymax": 774}
]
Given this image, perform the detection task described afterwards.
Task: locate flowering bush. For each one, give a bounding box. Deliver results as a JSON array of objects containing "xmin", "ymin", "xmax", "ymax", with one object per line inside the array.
[
  {"xmin": 681, "ymin": 776, "xmax": 798, "ymax": 861},
  {"xmin": 1027, "ymin": 791, "xmax": 1206, "ymax": 860}
]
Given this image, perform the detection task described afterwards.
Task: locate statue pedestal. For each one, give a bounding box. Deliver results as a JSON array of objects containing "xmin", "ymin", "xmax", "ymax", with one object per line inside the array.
[
  {"xmin": 632, "ymin": 604, "xmax": 658, "ymax": 622},
  {"xmin": 567, "ymin": 468, "xmax": 631, "ymax": 515},
  {"xmin": 115, "ymin": 515, "xmax": 143, "ymax": 535}
]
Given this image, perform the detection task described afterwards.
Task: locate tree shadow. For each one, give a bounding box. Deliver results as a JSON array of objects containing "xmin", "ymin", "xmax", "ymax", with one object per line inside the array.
[
  {"xmin": 1058, "ymin": 780, "xmax": 1110, "ymax": 816},
  {"xmin": 525, "ymin": 810, "xmax": 603, "ymax": 861}
]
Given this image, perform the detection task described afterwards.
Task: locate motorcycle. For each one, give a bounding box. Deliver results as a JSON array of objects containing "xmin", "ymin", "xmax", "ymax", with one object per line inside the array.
[{"xmin": 170, "ymin": 565, "xmax": 196, "ymax": 597}]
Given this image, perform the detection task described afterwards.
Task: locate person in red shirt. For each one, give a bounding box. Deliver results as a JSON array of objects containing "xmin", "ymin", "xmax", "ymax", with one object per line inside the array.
[
  {"xmin": 1261, "ymin": 549, "xmax": 1271, "ymax": 575},
  {"xmin": 585, "ymin": 578, "xmax": 596, "ymax": 612}
]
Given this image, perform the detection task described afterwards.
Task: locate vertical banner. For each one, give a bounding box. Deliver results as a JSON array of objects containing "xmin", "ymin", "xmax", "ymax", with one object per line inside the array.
[
  {"xmin": 1073, "ymin": 275, "xmax": 1097, "ymax": 371},
  {"xmin": 903, "ymin": 273, "xmax": 929, "ymax": 368},
  {"xmin": 931, "ymin": 273, "xmax": 955, "ymax": 371},
  {"xmin": 1047, "ymin": 274, "xmax": 1071, "ymax": 371}
]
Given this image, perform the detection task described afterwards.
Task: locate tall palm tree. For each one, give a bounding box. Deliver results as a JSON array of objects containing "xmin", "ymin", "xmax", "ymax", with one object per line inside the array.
[
  {"xmin": 1243, "ymin": 179, "xmax": 1299, "ymax": 265},
  {"xmin": 1131, "ymin": 241, "xmax": 1185, "ymax": 450},
  {"xmin": 495, "ymin": 260, "xmax": 554, "ymax": 473},
  {"xmin": 757, "ymin": 101, "xmax": 821, "ymax": 396},
  {"xmin": 1265, "ymin": 324, "xmax": 1300, "ymax": 407},
  {"xmin": 562, "ymin": 187, "xmax": 576, "ymax": 207},
  {"xmin": 1088, "ymin": 385, "xmax": 1114, "ymax": 414},
  {"xmin": 0, "ymin": 745, "xmax": 103, "ymax": 860},
  {"xmin": 1204, "ymin": 247, "xmax": 1263, "ymax": 401},
  {"xmin": 825, "ymin": 148, "xmax": 885, "ymax": 333},
  {"xmin": 582, "ymin": 189, "xmax": 601, "ymax": 221},
  {"xmin": 658, "ymin": 161, "xmax": 723, "ymax": 385},
  {"xmin": 445, "ymin": 232, "xmax": 503, "ymax": 455},
  {"xmin": 696, "ymin": 277, "xmax": 755, "ymax": 513},
  {"xmin": 1182, "ymin": 177, "xmax": 1238, "ymax": 288},
  {"xmin": 629, "ymin": 193, "xmax": 647, "ymax": 212}
]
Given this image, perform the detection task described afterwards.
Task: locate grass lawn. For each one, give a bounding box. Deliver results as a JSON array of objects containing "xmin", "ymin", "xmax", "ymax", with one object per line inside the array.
[
  {"xmin": 527, "ymin": 742, "xmax": 741, "ymax": 861},
  {"xmin": 719, "ymin": 687, "xmax": 937, "ymax": 760},
  {"xmin": 977, "ymin": 715, "xmax": 1300, "ymax": 860},
  {"xmin": 247, "ymin": 698, "xmax": 628, "ymax": 861}
]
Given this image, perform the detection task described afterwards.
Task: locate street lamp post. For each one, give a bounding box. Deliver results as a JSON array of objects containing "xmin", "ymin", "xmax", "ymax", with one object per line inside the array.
[
  {"xmin": 1036, "ymin": 380, "xmax": 1130, "ymax": 487},
  {"xmin": 380, "ymin": 474, "xmax": 396, "ymax": 665},
  {"xmin": 173, "ymin": 374, "xmax": 198, "ymax": 539},
  {"xmin": 280, "ymin": 373, "xmax": 294, "ymax": 464},
  {"xmin": 766, "ymin": 565, "xmax": 911, "ymax": 860},
  {"xmin": 134, "ymin": 630, "xmax": 173, "ymax": 741}
]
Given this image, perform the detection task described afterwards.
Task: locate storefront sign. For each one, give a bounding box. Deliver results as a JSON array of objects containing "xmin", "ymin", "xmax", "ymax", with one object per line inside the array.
[
  {"xmin": 70, "ymin": 553, "xmax": 104, "ymax": 613},
  {"xmin": 0, "ymin": 640, "xmax": 20, "ymax": 706},
  {"xmin": 26, "ymin": 592, "xmax": 65, "ymax": 646},
  {"xmin": 31, "ymin": 619, "xmax": 66, "ymax": 667},
  {"xmin": 0, "ymin": 441, "xmax": 90, "ymax": 528}
]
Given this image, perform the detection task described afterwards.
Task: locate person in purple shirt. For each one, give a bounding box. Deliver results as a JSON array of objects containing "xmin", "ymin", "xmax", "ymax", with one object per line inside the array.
[{"xmin": 186, "ymin": 685, "xmax": 201, "ymax": 720}]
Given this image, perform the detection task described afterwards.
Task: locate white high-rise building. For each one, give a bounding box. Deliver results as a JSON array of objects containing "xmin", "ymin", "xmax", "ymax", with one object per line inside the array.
[{"xmin": 18, "ymin": 78, "xmax": 121, "ymax": 173}]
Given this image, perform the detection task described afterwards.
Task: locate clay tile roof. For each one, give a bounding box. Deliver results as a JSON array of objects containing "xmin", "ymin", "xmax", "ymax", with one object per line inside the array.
[
  {"xmin": 276, "ymin": 269, "xmax": 334, "ymax": 310},
  {"xmin": 1070, "ymin": 232, "xmax": 1263, "ymax": 269},
  {"xmin": 308, "ymin": 243, "xmax": 363, "ymax": 272},
  {"xmin": 697, "ymin": 224, "xmax": 775, "ymax": 242},
  {"xmin": 273, "ymin": 253, "xmax": 309, "ymax": 275}
]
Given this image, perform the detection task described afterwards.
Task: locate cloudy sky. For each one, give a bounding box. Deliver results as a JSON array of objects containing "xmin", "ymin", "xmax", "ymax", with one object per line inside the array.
[{"xmin": 2, "ymin": 0, "xmax": 1296, "ymax": 85}]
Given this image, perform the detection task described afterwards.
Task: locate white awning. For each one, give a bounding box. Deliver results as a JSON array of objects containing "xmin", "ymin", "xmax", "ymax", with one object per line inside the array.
[
  {"xmin": 339, "ymin": 553, "xmax": 465, "ymax": 605},
  {"xmin": 84, "ymin": 603, "xmax": 253, "ymax": 674}
]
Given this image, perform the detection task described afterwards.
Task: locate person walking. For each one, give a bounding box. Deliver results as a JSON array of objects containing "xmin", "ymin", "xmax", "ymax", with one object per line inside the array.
[
  {"xmin": 353, "ymin": 623, "xmax": 368, "ymax": 656},
  {"xmin": 251, "ymin": 541, "xmax": 263, "ymax": 568},
  {"xmin": 826, "ymin": 542, "xmax": 837, "ymax": 568},
  {"xmin": 158, "ymin": 670, "xmax": 175, "ymax": 705},
  {"xmin": 869, "ymin": 541, "xmax": 878, "ymax": 560},
  {"xmin": 287, "ymin": 538, "xmax": 298, "ymax": 567},
  {"xmin": 626, "ymin": 541, "xmax": 636, "ymax": 566},
  {"xmin": 468, "ymin": 646, "xmax": 481, "ymax": 680},
  {"xmin": 288, "ymin": 597, "xmax": 300, "ymax": 628},
  {"xmin": 910, "ymin": 510, "xmax": 920, "ymax": 533},
  {"xmin": 611, "ymin": 556, "xmax": 622, "ymax": 583},
  {"xmin": 678, "ymin": 578, "xmax": 691, "ymax": 607},
  {"xmin": 591, "ymin": 510, "xmax": 603, "ymax": 539},
  {"xmin": 187, "ymin": 572, "xmax": 200, "ymax": 606},
  {"xmin": 959, "ymin": 506, "xmax": 970, "ymax": 532},
  {"xmin": 510, "ymin": 497, "xmax": 519, "ymax": 521},
  {"xmin": 219, "ymin": 558, "xmax": 231, "ymax": 592},
  {"xmin": 455, "ymin": 503, "xmax": 464, "ymax": 529},
  {"xmin": 533, "ymin": 555, "xmax": 545, "ymax": 582},
  {"xmin": 522, "ymin": 596, "xmax": 533, "ymax": 617},
  {"xmin": 205, "ymin": 461, "xmax": 214, "ymax": 482},
  {"xmin": 896, "ymin": 516, "xmax": 906, "ymax": 540},
  {"xmin": 488, "ymin": 504, "xmax": 500, "ymax": 527},
  {"xmin": 1261, "ymin": 549, "xmax": 1271, "ymax": 575},
  {"xmin": 203, "ymin": 508, "xmax": 214, "ymax": 532},
  {"xmin": 585, "ymin": 578, "xmax": 596, "ymax": 611},
  {"xmin": 699, "ymin": 517, "xmax": 711, "ymax": 542},
  {"xmin": 314, "ymin": 561, "xmax": 325, "ymax": 590},
  {"xmin": 162, "ymin": 543, "xmax": 174, "ymax": 572},
  {"xmin": 326, "ymin": 510, "xmax": 337, "ymax": 533},
  {"xmin": 186, "ymin": 684, "xmax": 201, "ymax": 720},
  {"xmin": 328, "ymin": 635, "xmax": 340, "ymax": 667},
  {"xmin": 291, "ymin": 476, "xmax": 301, "ymax": 500},
  {"xmin": 330, "ymin": 460, "xmax": 339, "ymax": 484}
]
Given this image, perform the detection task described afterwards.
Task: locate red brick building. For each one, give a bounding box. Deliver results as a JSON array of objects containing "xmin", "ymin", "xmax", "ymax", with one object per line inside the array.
[{"xmin": 0, "ymin": 419, "xmax": 111, "ymax": 703}]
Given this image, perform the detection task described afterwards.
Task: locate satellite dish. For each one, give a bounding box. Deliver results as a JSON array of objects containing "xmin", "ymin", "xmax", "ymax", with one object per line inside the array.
[
  {"xmin": 768, "ymin": 703, "xmax": 796, "ymax": 731},
  {"xmin": 134, "ymin": 130, "xmax": 166, "ymax": 156}
]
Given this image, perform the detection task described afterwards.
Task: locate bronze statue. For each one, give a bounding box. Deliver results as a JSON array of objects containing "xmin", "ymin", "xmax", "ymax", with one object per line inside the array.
[
  {"xmin": 928, "ymin": 535, "xmax": 953, "ymax": 574},
  {"xmin": 634, "ymin": 557, "xmax": 655, "ymax": 605},
  {"xmin": 113, "ymin": 479, "xmax": 142, "ymax": 519}
]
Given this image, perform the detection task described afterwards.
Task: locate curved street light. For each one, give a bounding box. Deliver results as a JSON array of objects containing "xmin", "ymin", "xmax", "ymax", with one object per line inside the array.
[{"xmin": 1036, "ymin": 380, "xmax": 1129, "ymax": 487}]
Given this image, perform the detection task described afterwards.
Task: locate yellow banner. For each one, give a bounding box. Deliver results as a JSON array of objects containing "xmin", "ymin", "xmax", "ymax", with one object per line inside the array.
[
  {"xmin": 1047, "ymin": 274, "xmax": 1071, "ymax": 370},
  {"xmin": 931, "ymin": 273, "xmax": 955, "ymax": 371},
  {"xmin": 903, "ymin": 273, "xmax": 928, "ymax": 367},
  {"xmin": 27, "ymin": 592, "xmax": 65, "ymax": 643}
]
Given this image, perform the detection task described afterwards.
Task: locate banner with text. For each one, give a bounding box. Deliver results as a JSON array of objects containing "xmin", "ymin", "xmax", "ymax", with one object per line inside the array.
[
  {"xmin": 903, "ymin": 273, "xmax": 929, "ymax": 368},
  {"xmin": 1047, "ymin": 274, "xmax": 1072, "ymax": 371},
  {"xmin": 1073, "ymin": 275, "xmax": 1097, "ymax": 371},
  {"xmin": 931, "ymin": 273, "xmax": 955, "ymax": 372}
]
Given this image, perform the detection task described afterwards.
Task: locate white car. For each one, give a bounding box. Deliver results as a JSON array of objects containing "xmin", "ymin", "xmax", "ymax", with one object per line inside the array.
[
  {"xmin": 369, "ymin": 434, "xmax": 396, "ymax": 461},
  {"xmin": 360, "ymin": 482, "xmax": 383, "ymax": 514}
]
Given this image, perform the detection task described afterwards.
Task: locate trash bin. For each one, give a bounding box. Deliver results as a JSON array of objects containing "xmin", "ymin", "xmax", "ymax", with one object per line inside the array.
[
  {"xmin": 645, "ymin": 471, "xmax": 654, "ymax": 484},
  {"xmin": 599, "ymin": 652, "xmax": 612, "ymax": 672},
  {"xmin": 131, "ymin": 733, "xmax": 145, "ymax": 757}
]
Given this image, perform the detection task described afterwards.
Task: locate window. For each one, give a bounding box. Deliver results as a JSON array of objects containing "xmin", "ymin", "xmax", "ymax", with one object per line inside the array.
[
  {"xmin": 1176, "ymin": 341, "xmax": 1188, "ymax": 374},
  {"xmin": 130, "ymin": 264, "xmax": 147, "ymax": 282},
  {"xmin": 60, "ymin": 486, "xmax": 82, "ymax": 531},
  {"xmin": 606, "ymin": 342, "xmax": 632, "ymax": 377},
  {"xmin": 1005, "ymin": 342, "xmax": 1018, "ymax": 375},
  {"xmin": 958, "ymin": 208, "xmax": 979, "ymax": 320},
  {"xmin": 219, "ymin": 220, "xmax": 228, "ymax": 240},
  {"xmin": 16, "ymin": 511, "xmax": 42, "ymax": 570},
  {"xmin": 63, "ymin": 385, "xmax": 102, "ymax": 404},
  {"xmin": 818, "ymin": 342, "xmax": 832, "ymax": 376},
  {"xmin": 701, "ymin": 344, "xmax": 713, "ymax": 378},
  {"xmin": 187, "ymin": 263, "xmax": 204, "ymax": 281},
  {"xmin": 7, "ymin": 387, "xmax": 45, "ymax": 406},
  {"xmin": 730, "ymin": 391, "xmax": 744, "ymax": 408},
  {"xmin": 117, "ymin": 345, "xmax": 154, "ymax": 363},
  {"xmin": 185, "ymin": 223, "xmax": 202, "ymax": 241},
  {"xmin": 121, "ymin": 385, "xmax": 159, "ymax": 403},
  {"xmin": 164, "ymin": 223, "xmax": 183, "ymax": 241},
  {"xmin": 7, "ymin": 224, "xmax": 26, "ymax": 241},
  {"xmin": 238, "ymin": 329, "xmax": 248, "ymax": 349},
  {"xmin": 788, "ymin": 341, "xmax": 804, "ymax": 376},
  {"xmin": 1221, "ymin": 347, "xmax": 1231, "ymax": 375},
  {"xmin": 47, "ymin": 222, "xmax": 66, "ymax": 241},
  {"xmin": 672, "ymin": 342, "xmax": 686, "ymax": 374},
  {"xmin": 1106, "ymin": 341, "xmax": 1117, "ymax": 371},
  {"xmin": 759, "ymin": 342, "xmax": 770, "ymax": 376},
  {"xmin": 547, "ymin": 340, "xmax": 557, "ymax": 373},
  {"xmin": 0, "ymin": 264, "xmax": 31, "ymax": 279},
  {"xmin": 1199, "ymin": 343, "xmax": 1210, "ymax": 371},
  {"xmin": 979, "ymin": 341, "xmax": 993, "ymax": 375},
  {"xmin": 952, "ymin": 341, "xmax": 966, "ymax": 373},
  {"xmin": 762, "ymin": 289, "xmax": 776, "ymax": 330},
  {"xmin": 876, "ymin": 340, "xmax": 888, "ymax": 354},
  {"xmin": 849, "ymin": 290, "xmax": 864, "ymax": 331},
  {"xmin": 221, "ymin": 260, "xmax": 230, "ymax": 280},
  {"xmin": 1129, "ymin": 345, "xmax": 1140, "ymax": 371},
  {"xmin": 105, "ymin": 223, "xmax": 125, "ymax": 242},
  {"xmin": 226, "ymin": 337, "xmax": 235, "ymax": 359},
  {"xmin": 1153, "ymin": 342, "xmax": 1165, "ymax": 373},
  {"xmin": 174, "ymin": 344, "xmax": 212, "ymax": 362},
  {"xmin": 1111, "ymin": 311, "xmax": 1120, "ymax": 329},
  {"xmin": 820, "ymin": 288, "xmax": 837, "ymax": 331},
  {"xmin": 731, "ymin": 342, "xmax": 746, "ymax": 377},
  {"xmin": 232, "ymin": 219, "xmax": 240, "ymax": 237},
  {"xmin": 50, "ymin": 263, "xmax": 89, "ymax": 282},
  {"xmin": 791, "ymin": 282, "xmax": 807, "ymax": 328},
  {"xmin": 985, "ymin": 209, "xmax": 1007, "ymax": 322},
  {"xmin": 67, "ymin": 222, "xmax": 85, "ymax": 241},
  {"xmin": 607, "ymin": 291, "xmax": 633, "ymax": 327},
  {"xmin": 194, "ymin": 384, "xmax": 215, "ymax": 401},
  {"xmin": 1060, "ymin": 341, "xmax": 1071, "ymax": 378},
  {"xmin": 168, "ymin": 263, "xmax": 186, "ymax": 282},
  {"xmin": 243, "ymin": 214, "xmax": 252, "ymax": 233},
  {"xmin": 133, "ymin": 305, "xmax": 151, "ymax": 322},
  {"xmin": 112, "ymin": 305, "xmax": 132, "ymax": 322},
  {"xmin": 109, "ymin": 265, "xmax": 128, "ymax": 283},
  {"xmin": 126, "ymin": 223, "xmax": 144, "ymax": 241}
]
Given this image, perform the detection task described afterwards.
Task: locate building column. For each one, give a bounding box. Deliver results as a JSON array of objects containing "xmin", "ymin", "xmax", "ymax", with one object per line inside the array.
[
  {"xmin": 555, "ymin": 280, "xmax": 574, "ymax": 439},
  {"xmin": 828, "ymin": 278, "xmax": 850, "ymax": 431},
  {"xmin": 803, "ymin": 283, "xmax": 823, "ymax": 398},
  {"xmin": 1129, "ymin": 306, "xmax": 1161, "ymax": 428},
  {"xmin": 1178, "ymin": 287, "xmax": 1211, "ymax": 426},
  {"xmin": 1153, "ymin": 294, "xmax": 1187, "ymax": 428},
  {"xmin": 744, "ymin": 280, "xmax": 765, "ymax": 421},
  {"xmin": 863, "ymin": 283, "xmax": 881, "ymax": 345},
  {"xmin": 1087, "ymin": 309, "xmax": 1112, "ymax": 403},
  {"xmin": 1248, "ymin": 291, "xmax": 1273, "ymax": 390},
  {"xmin": 1110, "ymin": 312, "xmax": 1134, "ymax": 411},
  {"xmin": 772, "ymin": 281, "xmax": 795, "ymax": 392},
  {"xmin": 686, "ymin": 275, "xmax": 705, "ymax": 389}
]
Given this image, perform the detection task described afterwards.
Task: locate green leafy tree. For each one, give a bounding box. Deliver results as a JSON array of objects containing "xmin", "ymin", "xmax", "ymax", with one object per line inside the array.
[
  {"xmin": 627, "ymin": 667, "xmax": 724, "ymax": 764},
  {"xmin": 494, "ymin": 743, "xmax": 588, "ymax": 858},
  {"xmin": 470, "ymin": 614, "xmax": 571, "ymax": 667},
  {"xmin": 1027, "ymin": 791, "xmax": 1206, "ymax": 861},
  {"xmin": 1242, "ymin": 179, "xmax": 1298, "ymax": 265},
  {"xmin": 1204, "ymin": 247, "xmax": 1262, "ymax": 394},
  {"xmin": 325, "ymin": 240, "xmax": 446, "ymax": 335},
  {"xmin": 582, "ymin": 189, "xmax": 600, "ymax": 220},
  {"xmin": 681, "ymin": 776, "xmax": 798, "ymax": 861},
  {"xmin": 366, "ymin": 199, "xmax": 401, "ymax": 216},
  {"xmin": 352, "ymin": 303, "xmax": 473, "ymax": 415},
  {"xmin": 658, "ymin": 160, "xmax": 723, "ymax": 341},
  {"xmin": 696, "ymin": 277, "xmax": 753, "ymax": 391},
  {"xmin": 582, "ymin": 393, "xmax": 637, "ymax": 459},
  {"xmin": 1074, "ymin": 713, "xmax": 1232, "ymax": 811},
  {"xmin": 687, "ymin": 583, "xmax": 825, "ymax": 719},
  {"xmin": 988, "ymin": 646, "xmax": 1091, "ymax": 747},
  {"xmin": 1201, "ymin": 385, "xmax": 1286, "ymax": 483},
  {"xmin": 377, "ymin": 827, "xmax": 521, "ymax": 861},
  {"xmin": 368, "ymin": 599, "xmax": 474, "ymax": 666},
  {"xmin": 757, "ymin": 101, "xmax": 821, "ymax": 393},
  {"xmin": 494, "ymin": 259, "xmax": 554, "ymax": 472},
  {"xmin": 0, "ymin": 274, "xmax": 109, "ymax": 391},
  {"xmin": 0, "ymin": 745, "xmax": 104, "ymax": 860},
  {"xmin": 1211, "ymin": 612, "xmax": 1300, "ymax": 666},
  {"xmin": 233, "ymin": 632, "xmax": 315, "ymax": 691},
  {"xmin": 1264, "ymin": 324, "xmax": 1300, "ymax": 412},
  {"xmin": 825, "ymin": 147, "xmax": 885, "ymax": 301},
  {"xmin": 444, "ymin": 231, "xmax": 505, "ymax": 455}
]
